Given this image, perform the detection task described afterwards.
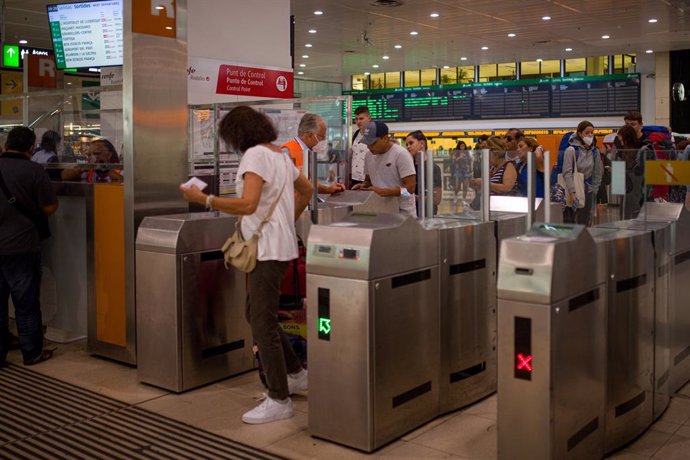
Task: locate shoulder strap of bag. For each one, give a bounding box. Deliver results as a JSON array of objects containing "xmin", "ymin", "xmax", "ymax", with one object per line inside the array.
[
  {"xmin": 0, "ymin": 168, "xmax": 45, "ymax": 232},
  {"xmin": 241, "ymin": 153, "xmax": 291, "ymax": 234}
]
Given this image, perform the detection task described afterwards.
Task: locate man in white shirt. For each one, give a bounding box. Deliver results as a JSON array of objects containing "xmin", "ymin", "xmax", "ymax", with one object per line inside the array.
[
  {"xmin": 350, "ymin": 106, "xmax": 372, "ymax": 186},
  {"xmin": 353, "ymin": 121, "xmax": 417, "ymax": 217}
]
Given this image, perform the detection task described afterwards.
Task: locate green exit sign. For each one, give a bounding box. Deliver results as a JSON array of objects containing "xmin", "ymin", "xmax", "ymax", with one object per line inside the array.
[{"xmin": 3, "ymin": 45, "xmax": 20, "ymax": 68}]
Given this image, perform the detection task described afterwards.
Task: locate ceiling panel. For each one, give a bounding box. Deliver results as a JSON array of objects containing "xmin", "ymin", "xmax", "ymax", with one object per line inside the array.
[{"xmin": 1, "ymin": 0, "xmax": 689, "ymax": 84}]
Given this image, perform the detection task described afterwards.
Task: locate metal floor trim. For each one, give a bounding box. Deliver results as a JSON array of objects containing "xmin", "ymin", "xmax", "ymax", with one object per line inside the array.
[{"xmin": 0, "ymin": 365, "xmax": 287, "ymax": 460}]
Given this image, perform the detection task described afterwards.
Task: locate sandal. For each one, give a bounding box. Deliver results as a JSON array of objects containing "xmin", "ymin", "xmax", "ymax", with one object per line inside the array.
[{"xmin": 23, "ymin": 348, "xmax": 55, "ymax": 366}]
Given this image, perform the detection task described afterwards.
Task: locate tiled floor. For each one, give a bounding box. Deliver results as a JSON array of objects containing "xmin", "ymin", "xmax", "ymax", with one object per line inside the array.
[{"xmin": 5, "ymin": 340, "xmax": 690, "ymax": 459}]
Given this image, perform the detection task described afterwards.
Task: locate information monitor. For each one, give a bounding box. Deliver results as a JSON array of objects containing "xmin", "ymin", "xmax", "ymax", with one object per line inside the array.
[{"xmin": 47, "ymin": 0, "xmax": 123, "ymax": 69}]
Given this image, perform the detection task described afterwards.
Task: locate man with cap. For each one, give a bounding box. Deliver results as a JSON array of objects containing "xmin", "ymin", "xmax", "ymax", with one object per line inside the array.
[{"xmin": 352, "ymin": 121, "xmax": 417, "ymax": 217}]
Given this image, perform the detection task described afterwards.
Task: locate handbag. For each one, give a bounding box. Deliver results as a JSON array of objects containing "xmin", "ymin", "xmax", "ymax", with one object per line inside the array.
[
  {"xmin": 557, "ymin": 150, "xmax": 585, "ymax": 207},
  {"xmin": 221, "ymin": 158, "xmax": 289, "ymax": 273}
]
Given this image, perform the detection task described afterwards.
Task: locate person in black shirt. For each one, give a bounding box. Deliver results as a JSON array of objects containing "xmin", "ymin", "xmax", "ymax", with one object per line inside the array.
[
  {"xmin": 405, "ymin": 130, "xmax": 443, "ymax": 216},
  {"xmin": 0, "ymin": 127, "xmax": 58, "ymax": 367}
]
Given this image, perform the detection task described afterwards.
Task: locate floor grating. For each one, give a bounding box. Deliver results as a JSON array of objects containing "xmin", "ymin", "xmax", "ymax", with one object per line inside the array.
[{"xmin": 0, "ymin": 365, "xmax": 286, "ymax": 460}]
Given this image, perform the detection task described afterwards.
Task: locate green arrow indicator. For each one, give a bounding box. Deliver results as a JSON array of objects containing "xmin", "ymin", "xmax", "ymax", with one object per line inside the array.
[
  {"xmin": 3, "ymin": 45, "xmax": 20, "ymax": 68},
  {"xmin": 318, "ymin": 318, "xmax": 331, "ymax": 335}
]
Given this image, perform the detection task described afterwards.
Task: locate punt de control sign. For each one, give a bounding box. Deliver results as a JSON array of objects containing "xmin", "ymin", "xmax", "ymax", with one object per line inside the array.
[{"xmin": 215, "ymin": 64, "xmax": 293, "ymax": 99}]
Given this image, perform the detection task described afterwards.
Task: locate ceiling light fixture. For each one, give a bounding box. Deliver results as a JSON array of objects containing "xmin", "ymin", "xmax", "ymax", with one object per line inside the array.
[
  {"xmin": 443, "ymin": 65, "xmax": 450, "ymax": 69},
  {"xmin": 165, "ymin": 26, "xmax": 173, "ymax": 30},
  {"xmin": 648, "ymin": 18, "xmax": 658, "ymax": 23},
  {"xmin": 302, "ymin": 55, "xmax": 309, "ymax": 58},
  {"xmin": 314, "ymin": 10, "xmax": 323, "ymax": 15},
  {"xmin": 430, "ymin": 13, "xmax": 439, "ymax": 18},
  {"xmin": 308, "ymin": 29, "xmax": 317, "ymax": 34},
  {"xmin": 542, "ymin": 16, "xmax": 551, "ymax": 20},
  {"xmin": 410, "ymin": 31, "xmax": 419, "ymax": 35},
  {"xmin": 372, "ymin": 64, "xmax": 379, "ymax": 68},
  {"xmin": 305, "ymin": 43, "xmax": 312, "ymax": 47},
  {"xmin": 299, "ymin": 64, "xmax": 306, "ymax": 68},
  {"xmin": 155, "ymin": 5, "xmax": 164, "ymax": 9},
  {"xmin": 565, "ymin": 47, "xmax": 573, "ymax": 51},
  {"xmin": 382, "ymin": 55, "xmax": 390, "ymax": 60},
  {"xmin": 19, "ymin": 39, "xmax": 28, "ymax": 44},
  {"xmin": 481, "ymin": 46, "xmax": 489, "ymax": 50},
  {"xmin": 460, "ymin": 56, "xmax": 468, "ymax": 61},
  {"xmin": 508, "ymin": 33, "xmax": 516, "ymax": 38},
  {"xmin": 601, "ymin": 35, "xmax": 610, "ymax": 39},
  {"xmin": 364, "ymin": 72, "xmax": 371, "ymax": 75},
  {"xmin": 298, "ymin": 71, "xmax": 304, "ymax": 75},
  {"xmin": 646, "ymin": 49, "xmax": 654, "ymax": 53},
  {"xmin": 536, "ymin": 58, "xmax": 543, "ymax": 62},
  {"xmin": 394, "ymin": 44, "xmax": 402, "ymax": 49}
]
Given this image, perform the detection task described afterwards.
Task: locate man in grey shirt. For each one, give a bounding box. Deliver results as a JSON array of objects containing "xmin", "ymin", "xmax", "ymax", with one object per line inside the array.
[{"xmin": 353, "ymin": 121, "xmax": 417, "ymax": 217}]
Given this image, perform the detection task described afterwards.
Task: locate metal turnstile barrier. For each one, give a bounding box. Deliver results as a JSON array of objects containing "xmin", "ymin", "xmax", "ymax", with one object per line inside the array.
[
  {"xmin": 135, "ymin": 213, "xmax": 253, "ymax": 392},
  {"xmin": 422, "ymin": 217, "xmax": 497, "ymax": 413},
  {"xmin": 597, "ymin": 217, "xmax": 673, "ymax": 420},
  {"xmin": 589, "ymin": 227, "xmax": 655, "ymax": 452},
  {"xmin": 637, "ymin": 203, "xmax": 690, "ymax": 393},
  {"xmin": 497, "ymin": 223, "xmax": 607, "ymax": 460},
  {"xmin": 306, "ymin": 213, "xmax": 440, "ymax": 452}
]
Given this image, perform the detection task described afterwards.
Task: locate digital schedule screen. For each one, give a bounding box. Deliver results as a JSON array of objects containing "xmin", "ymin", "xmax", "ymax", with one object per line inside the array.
[
  {"xmin": 47, "ymin": 0, "xmax": 123, "ymax": 69},
  {"xmin": 347, "ymin": 74, "xmax": 640, "ymax": 123}
]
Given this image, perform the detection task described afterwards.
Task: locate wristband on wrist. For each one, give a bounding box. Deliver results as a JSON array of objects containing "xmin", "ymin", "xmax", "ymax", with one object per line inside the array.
[{"xmin": 205, "ymin": 194, "xmax": 215, "ymax": 209}]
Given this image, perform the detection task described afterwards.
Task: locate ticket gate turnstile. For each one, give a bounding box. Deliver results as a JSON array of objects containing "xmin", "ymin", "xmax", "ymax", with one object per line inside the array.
[
  {"xmin": 498, "ymin": 223, "xmax": 607, "ymax": 460},
  {"xmin": 597, "ymin": 218, "xmax": 673, "ymax": 420},
  {"xmin": 422, "ymin": 217, "xmax": 497, "ymax": 413},
  {"xmin": 589, "ymin": 227, "xmax": 655, "ymax": 452},
  {"xmin": 135, "ymin": 213, "xmax": 253, "ymax": 392},
  {"xmin": 306, "ymin": 213, "xmax": 440, "ymax": 452},
  {"xmin": 636, "ymin": 203, "xmax": 690, "ymax": 394}
]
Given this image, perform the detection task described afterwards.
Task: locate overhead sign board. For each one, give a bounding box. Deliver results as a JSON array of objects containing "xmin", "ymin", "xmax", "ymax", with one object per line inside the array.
[{"xmin": 3, "ymin": 45, "xmax": 20, "ymax": 68}]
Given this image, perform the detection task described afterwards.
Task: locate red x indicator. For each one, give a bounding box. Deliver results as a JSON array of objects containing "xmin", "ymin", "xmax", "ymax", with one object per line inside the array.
[{"xmin": 516, "ymin": 353, "xmax": 533, "ymax": 372}]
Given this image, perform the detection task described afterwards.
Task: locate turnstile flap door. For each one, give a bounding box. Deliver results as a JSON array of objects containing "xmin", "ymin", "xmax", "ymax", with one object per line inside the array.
[
  {"xmin": 498, "ymin": 223, "xmax": 602, "ymax": 305},
  {"xmin": 136, "ymin": 212, "xmax": 238, "ymax": 254},
  {"xmin": 326, "ymin": 190, "xmax": 399, "ymax": 214},
  {"xmin": 307, "ymin": 213, "xmax": 438, "ymax": 280}
]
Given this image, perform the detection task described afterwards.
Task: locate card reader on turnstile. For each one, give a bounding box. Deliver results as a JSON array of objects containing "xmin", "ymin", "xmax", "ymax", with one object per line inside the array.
[
  {"xmin": 497, "ymin": 223, "xmax": 607, "ymax": 460},
  {"xmin": 307, "ymin": 213, "xmax": 439, "ymax": 452}
]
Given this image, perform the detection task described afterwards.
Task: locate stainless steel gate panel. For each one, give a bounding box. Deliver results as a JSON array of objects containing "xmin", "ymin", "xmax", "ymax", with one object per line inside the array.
[
  {"xmin": 307, "ymin": 213, "xmax": 440, "ymax": 452},
  {"xmin": 136, "ymin": 212, "xmax": 252, "ymax": 392},
  {"xmin": 372, "ymin": 267, "xmax": 440, "ymax": 448},
  {"xmin": 589, "ymin": 227, "xmax": 655, "ymax": 451},
  {"xmin": 598, "ymin": 218, "xmax": 672, "ymax": 419},
  {"xmin": 424, "ymin": 218, "xmax": 497, "ymax": 413},
  {"xmin": 180, "ymin": 252, "xmax": 252, "ymax": 390},
  {"xmin": 307, "ymin": 275, "xmax": 373, "ymax": 450},
  {"xmin": 498, "ymin": 223, "xmax": 606, "ymax": 460},
  {"xmin": 635, "ymin": 203, "xmax": 690, "ymax": 393},
  {"xmin": 498, "ymin": 291, "xmax": 606, "ymax": 460}
]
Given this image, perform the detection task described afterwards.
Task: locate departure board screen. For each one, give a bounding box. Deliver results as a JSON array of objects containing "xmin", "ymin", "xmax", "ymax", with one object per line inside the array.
[
  {"xmin": 47, "ymin": 0, "xmax": 123, "ymax": 69},
  {"xmin": 346, "ymin": 74, "xmax": 640, "ymax": 123}
]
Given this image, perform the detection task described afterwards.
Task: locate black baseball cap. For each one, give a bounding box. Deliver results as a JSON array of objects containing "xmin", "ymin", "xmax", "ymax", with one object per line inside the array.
[{"xmin": 360, "ymin": 121, "xmax": 389, "ymax": 145}]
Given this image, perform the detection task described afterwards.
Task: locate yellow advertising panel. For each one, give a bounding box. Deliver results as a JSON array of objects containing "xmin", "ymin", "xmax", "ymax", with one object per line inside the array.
[
  {"xmin": 645, "ymin": 161, "xmax": 690, "ymax": 186},
  {"xmin": 1, "ymin": 72, "xmax": 23, "ymax": 118}
]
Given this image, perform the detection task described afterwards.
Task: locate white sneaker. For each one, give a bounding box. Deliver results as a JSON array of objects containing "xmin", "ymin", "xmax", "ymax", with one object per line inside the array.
[
  {"xmin": 242, "ymin": 396, "xmax": 293, "ymax": 424},
  {"xmin": 288, "ymin": 369, "xmax": 308, "ymax": 394}
]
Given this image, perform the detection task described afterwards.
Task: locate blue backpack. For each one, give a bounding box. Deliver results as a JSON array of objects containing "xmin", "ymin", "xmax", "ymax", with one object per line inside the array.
[{"xmin": 549, "ymin": 131, "xmax": 575, "ymax": 185}]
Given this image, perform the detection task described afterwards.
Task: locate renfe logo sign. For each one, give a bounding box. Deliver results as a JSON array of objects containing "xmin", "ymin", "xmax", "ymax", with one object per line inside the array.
[{"xmin": 215, "ymin": 64, "xmax": 293, "ymax": 99}]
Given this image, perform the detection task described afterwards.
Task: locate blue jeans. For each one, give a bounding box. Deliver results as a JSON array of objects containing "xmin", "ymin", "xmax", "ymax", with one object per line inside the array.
[{"xmin": 0, "ymin": 253, "xmax": 44, "ymax": 364}]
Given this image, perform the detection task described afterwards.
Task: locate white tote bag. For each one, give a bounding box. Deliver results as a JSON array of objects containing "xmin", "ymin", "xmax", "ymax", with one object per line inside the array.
[{"xmin": 557, "ymin": 151, "xmax": 586, "ymax": 207}]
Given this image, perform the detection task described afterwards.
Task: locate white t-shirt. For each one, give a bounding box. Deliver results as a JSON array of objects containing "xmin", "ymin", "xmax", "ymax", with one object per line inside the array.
[
  {"xmin": 364, "ymin": 143, "xmax": 417, "ymax": 217},
  {"xmin": 351, "ymin": 131, "xmax": 368, "ymax": 182},
  {"xmin": 236, "ymin": 145, "xmax": 300, "ymax": 261}
]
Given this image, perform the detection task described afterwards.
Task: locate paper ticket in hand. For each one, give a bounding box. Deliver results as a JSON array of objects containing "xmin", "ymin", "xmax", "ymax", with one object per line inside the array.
[{"xmin": 182, "ymin": 177, "xmax": 208, "ymax": 190}]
